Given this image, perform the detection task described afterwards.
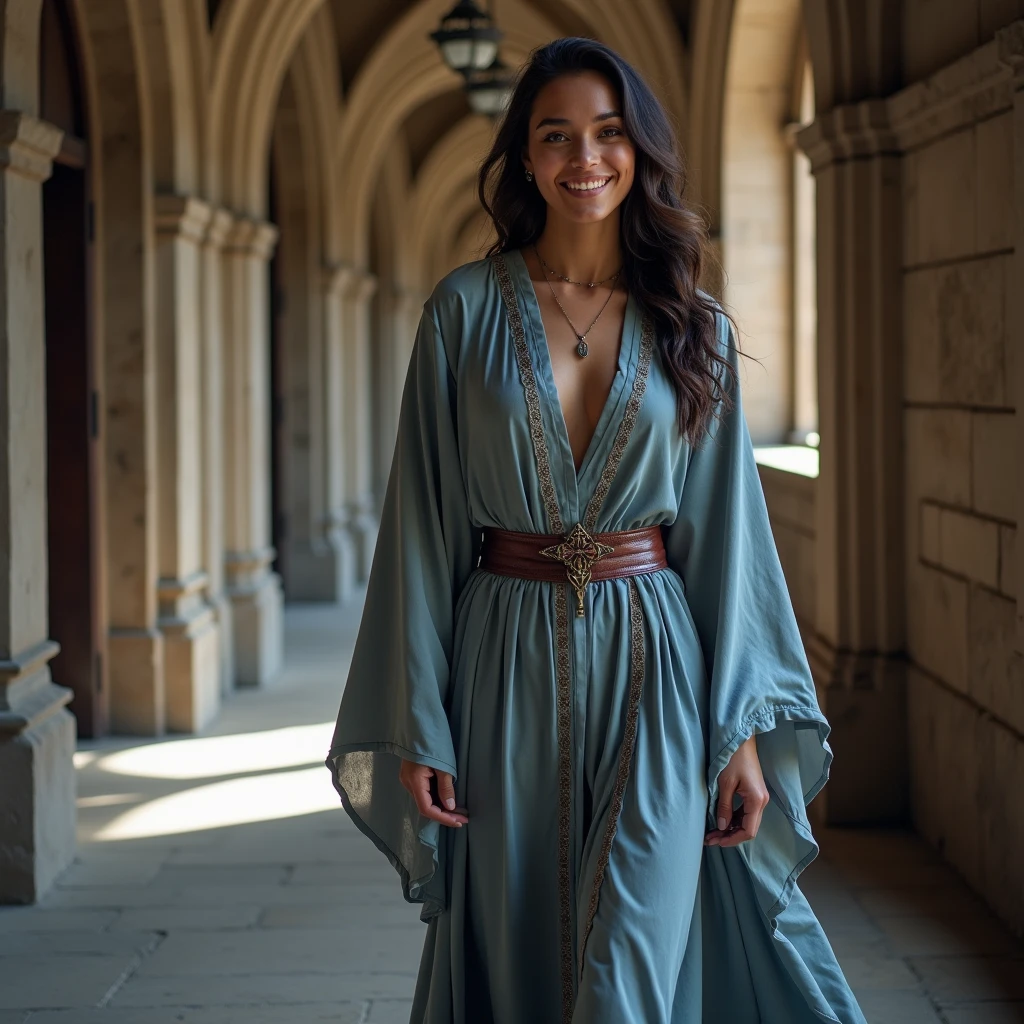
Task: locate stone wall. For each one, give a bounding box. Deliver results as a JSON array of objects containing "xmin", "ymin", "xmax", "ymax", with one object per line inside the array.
[
  {"xmin": 898, "ymin": 29, "xmax": 1024, "ymax": 936},
  {"xmin": 759, "ymin": 465, "xmax": 817, "ymax": 629}
]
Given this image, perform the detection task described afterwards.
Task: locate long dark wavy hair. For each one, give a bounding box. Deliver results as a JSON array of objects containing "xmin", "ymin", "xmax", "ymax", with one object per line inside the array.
[{"xmin": 479, "ymin": 37, "xmax": 734, "ymax": 444}]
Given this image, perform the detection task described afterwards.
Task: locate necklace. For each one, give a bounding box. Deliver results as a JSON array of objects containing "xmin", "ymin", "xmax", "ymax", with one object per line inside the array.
[
  {"xmin": 533, "ymin": 246, "xmax": 620, "ymax": 358},
  {"xmin": 535, "ymin": 247, "xmax": 622, "ymax": 288}
]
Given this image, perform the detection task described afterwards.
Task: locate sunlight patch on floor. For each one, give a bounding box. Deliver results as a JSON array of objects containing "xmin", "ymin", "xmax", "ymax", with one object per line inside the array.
[
  {"xmin": 92, "ymin": 722, "xmax": 335, "ymax": 780},
  {"xmin": 93, "ymin": 766, "xmax": 338, "ymax": 840}
]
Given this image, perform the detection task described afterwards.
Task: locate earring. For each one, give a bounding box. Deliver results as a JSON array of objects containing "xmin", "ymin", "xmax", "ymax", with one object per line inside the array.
[{"xmin": 525, "ymin": 169, "xmax": 534, "ymax": 182}]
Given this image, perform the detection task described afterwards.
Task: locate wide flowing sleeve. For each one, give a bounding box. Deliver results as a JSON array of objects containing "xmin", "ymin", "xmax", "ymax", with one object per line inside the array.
[
  {"xmin": 663, "ymin": 307, "xmax": 832, "ymax": 912},
  {"xmin": 663, "ymin": 311, "xmax": 869, "ymax": 1023},
  {"xmin": 325, "ymin": 299, "xmax": 478, "ymax": 921}
]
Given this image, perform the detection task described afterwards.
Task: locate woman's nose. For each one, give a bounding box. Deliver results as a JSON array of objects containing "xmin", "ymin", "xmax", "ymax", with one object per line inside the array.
[{"xmin": 570, "ymin": 136, "xmax": 600, "ymax": 167}]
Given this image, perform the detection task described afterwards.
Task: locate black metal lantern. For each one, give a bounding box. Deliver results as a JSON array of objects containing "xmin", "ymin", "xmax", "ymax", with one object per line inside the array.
[
  {"xmin": 464, "ymin": 56, "xmax": 513, "ymax": 117},
  {"xmin": 429, "ymin": 0, "xmax": 503, "ymax": 76}
]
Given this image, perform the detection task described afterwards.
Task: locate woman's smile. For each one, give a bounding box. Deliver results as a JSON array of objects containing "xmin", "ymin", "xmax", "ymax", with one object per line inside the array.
[{"xmin": 560, "ymin": 175, "xmax": 613, "ymax": 195}]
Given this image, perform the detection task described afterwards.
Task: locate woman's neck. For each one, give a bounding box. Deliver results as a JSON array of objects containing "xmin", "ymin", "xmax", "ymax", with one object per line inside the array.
[{"xmin": 532, "ymin": 215, "xmax": 622, "ymax": 284}]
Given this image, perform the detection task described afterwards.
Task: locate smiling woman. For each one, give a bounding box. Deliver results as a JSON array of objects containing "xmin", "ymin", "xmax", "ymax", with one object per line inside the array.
[{"xmin": 326, "ymin": 36, "xmax": 867, "ymax": 1024}]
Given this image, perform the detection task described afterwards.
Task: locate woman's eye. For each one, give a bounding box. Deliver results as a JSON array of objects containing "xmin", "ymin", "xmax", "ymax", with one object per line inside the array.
[
  {"xmin": 600, "ymin": 127, "xmax": 623, "ymax": 137},
  {"xmin": 543, "ymin": 132, "xmax": 569, "ymax": 143}
]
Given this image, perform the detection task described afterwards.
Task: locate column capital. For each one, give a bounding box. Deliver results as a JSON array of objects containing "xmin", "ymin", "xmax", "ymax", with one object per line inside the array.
[
  {"xmin": 325, "ymin": 262, "xmax": 378, "ymax": 302},
  {"xmin": 0, "ymin": 110, "xmax": 63, "ymax": 183},
  {"xmin": 795, "ymin": 99, "xmax": 899, "ymax": 173},
  {"xmin": 997, "ymin": 21, "xmax": 1024, "ymax": 83},
  {"xmin": 204, "ymin": 207, "xmax": 235, "ymax": 250},
  {"xmin": 154, "ymin": 194, "xmax": 214, "ymax": 244},
  {"xmin": 223, "ymin": 217, "xmax": 279, "ymax": 260}
]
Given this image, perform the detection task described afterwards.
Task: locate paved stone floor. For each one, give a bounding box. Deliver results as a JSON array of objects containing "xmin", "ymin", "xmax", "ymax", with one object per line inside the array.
[{"xmin": 1, "ymin": 600, "xmax": 1023, "ymax": 1023}]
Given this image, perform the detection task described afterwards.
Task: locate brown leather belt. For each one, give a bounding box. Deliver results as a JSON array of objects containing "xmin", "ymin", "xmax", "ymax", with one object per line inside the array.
[{"xmin": 480, "ymin": 523, "xmax": 667, "ymax": 617}]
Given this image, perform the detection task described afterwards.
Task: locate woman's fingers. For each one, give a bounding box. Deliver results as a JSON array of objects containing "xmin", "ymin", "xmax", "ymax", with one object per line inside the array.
[
  {"xmin": 398, "ymin": 761, "xmax": 468, "ymax": 827},
  {"xmin": 436, "ymin": 770, "xmax": 456, "ymax": 810},
  {"xmin": 711, "ymin": 827, "xmax": 755, "ymax": 848},
  {"xmin": 715, "ymin": 776, "xmax": 737, "ymax": 833},
  {"xmin": 704, "ymin": 776, "xmax": 768, "ymax": 847}
]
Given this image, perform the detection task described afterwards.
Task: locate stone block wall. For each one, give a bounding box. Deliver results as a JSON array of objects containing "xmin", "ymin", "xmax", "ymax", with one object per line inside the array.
[
  {"xmin": 899, "ymin": 33, "xmax": 1024, "ymax": 936},
  {"xmin": 758, "ymin": 465, "xmax": 817, "ymax": 628}
]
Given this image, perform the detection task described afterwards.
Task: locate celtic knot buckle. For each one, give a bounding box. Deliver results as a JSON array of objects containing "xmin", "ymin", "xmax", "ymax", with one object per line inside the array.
[{"xmin": 540, "ymin": 523, "xmax": 614, "ymax": 618}]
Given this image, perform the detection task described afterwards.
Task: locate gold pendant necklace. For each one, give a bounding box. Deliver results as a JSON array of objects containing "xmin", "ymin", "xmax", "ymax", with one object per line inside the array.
[{"xmin": 533, "ymin": 245, "xmax": 620, "ymax": 358}]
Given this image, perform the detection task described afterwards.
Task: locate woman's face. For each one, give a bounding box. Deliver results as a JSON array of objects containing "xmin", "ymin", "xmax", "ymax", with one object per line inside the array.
[{"xmin": 523, "ymin": 70, "xmax": 635, "ymax": 225}]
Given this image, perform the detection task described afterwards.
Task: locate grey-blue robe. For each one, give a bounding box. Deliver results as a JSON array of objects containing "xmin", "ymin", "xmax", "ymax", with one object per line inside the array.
[{"xmin": 326, "ymin": 248, "xmax": 867, "ymax": 1024}]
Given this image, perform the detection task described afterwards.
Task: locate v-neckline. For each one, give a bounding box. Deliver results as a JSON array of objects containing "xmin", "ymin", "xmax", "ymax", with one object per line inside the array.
[{"xmin": 509, "ymin": 247, "xmax": 638, "ymax": 488}]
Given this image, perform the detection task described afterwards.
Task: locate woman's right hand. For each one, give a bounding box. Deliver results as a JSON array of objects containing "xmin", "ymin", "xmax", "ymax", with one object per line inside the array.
[{"xmin": 399, "ymin": 759, "xmax": 469, "ymax": 828}]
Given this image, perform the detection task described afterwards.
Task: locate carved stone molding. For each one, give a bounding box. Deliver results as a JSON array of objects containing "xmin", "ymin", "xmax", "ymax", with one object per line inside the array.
[
  {"xmin": 324, "ymin": 262, "xmax": 378, "ymax": 302},
  {"xmin": 798, "ymin": 23, "xmax": 1024, "ymax": 166},
  {"xmin": 796, "ymin": 99, "xmax": 899, "ymax": 172},
  {"xmin": 0, "ymin": 110, "xmax": 63, "ymax": 182},
  {"xmin": 223, "ymin": 217, "xmax": 279, "ymax": 260},
  {"xmin": 154, "ymin": 194, "xmax": 215, "ymax": 244},
  {"xmin": 997, "ymin": 20, "xmax": 1024, "ymax": 81}
]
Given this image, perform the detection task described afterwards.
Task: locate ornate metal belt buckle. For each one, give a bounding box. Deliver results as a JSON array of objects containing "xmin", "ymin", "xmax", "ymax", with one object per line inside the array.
[{"xmin": 540, "ymin": 523, "xmax": 614, "ymax": 618}]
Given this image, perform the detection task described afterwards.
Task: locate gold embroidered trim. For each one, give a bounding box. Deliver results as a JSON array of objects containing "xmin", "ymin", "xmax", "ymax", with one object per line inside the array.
[
  {"xmin": 577, "ymin": 578, "xmax": 646, "ymax": 979},
  {"xmin": 554, "ymin": 583, "xmax": 574, "ymax": 1023},
  {"xmin": 493, "ymin": 252, "xmax": 564, "ymax": 535},
  {"xmin": 493, "ymin": 252, "xmax": 574, "ymax": 1016},
  {"xmin": 582, "ymin": 314, "xmax": 655, "ymax": 532}
]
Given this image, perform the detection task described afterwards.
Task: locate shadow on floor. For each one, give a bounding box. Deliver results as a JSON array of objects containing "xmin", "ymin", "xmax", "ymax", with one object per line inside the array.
[{"xmin": 0, "ymin": 602, "xmax": 1021, "ymax": 1023}]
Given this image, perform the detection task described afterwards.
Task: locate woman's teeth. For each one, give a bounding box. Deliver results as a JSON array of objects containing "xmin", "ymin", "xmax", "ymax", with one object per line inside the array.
[{"xmin": 563, "ymin": 178, "xmax": 610, "ymax": 192}]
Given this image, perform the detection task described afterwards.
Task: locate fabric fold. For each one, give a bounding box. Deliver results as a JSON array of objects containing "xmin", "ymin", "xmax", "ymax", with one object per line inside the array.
[
  {"xmin": 326, "ymin": 298, "xmax": 479, "ymax": 922},
  {"xmin": 325, "ymin": 254, "xmax": 866, "ymax": 1024}
]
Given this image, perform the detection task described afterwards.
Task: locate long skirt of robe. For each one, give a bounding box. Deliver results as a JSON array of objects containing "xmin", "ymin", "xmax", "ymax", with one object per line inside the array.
[{"xmin": 327, "ymin": 249, "xmax": 867, "ymax": 1024}]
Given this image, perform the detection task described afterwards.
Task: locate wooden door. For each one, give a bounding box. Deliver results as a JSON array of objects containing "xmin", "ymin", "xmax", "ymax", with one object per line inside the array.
[{"xmin": 41, "ymin": 0, "xmax": 107, "ymax": 737}]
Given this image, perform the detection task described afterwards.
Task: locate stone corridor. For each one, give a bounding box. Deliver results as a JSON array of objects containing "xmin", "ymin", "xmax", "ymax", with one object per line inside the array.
[{"xmin": 0, "ymin": 601, "xmax": 1020, "ymax": 1024}]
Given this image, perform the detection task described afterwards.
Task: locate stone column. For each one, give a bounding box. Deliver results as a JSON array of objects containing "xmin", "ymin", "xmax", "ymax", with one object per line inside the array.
[
  {"xmin": 338, "ymin": 265, "xmax": 379, "ymax": 579},
  {"xmin": 797, "ymin": 102, "xmax": 907, "ymax": 824},
  {"xmin": 319, "ymin": 265, "xmax": 357, "ymax": 600},
  {"xmin": 0, "ymin": 110, "xmax": 75, "ymax": 902},
  {"xmin": 153, "ymin": 195, "xmax": 220, "ymax": 730},
  {"xmin": 221, "ymin": 218, "xmax": 283, "ymax": 686},
  {"xmin": 275, "ymin": 259, "xmax": 355, "ymax": 604},
  {"xmin": 200, "ymin": 208, "xmax": 235, "ymax": 694},
  {"xmin": 372, "ymin": 283, "xmax": 418, "ymax": 499}
]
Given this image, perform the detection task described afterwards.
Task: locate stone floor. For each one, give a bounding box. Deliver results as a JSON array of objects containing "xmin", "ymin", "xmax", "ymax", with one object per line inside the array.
[{"xmin": 1, "ymin": 600, "xmax": 1022, "ymax": 1024}]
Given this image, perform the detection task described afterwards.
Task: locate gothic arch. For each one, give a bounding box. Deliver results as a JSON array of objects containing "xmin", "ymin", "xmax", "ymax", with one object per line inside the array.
[
  {"xmin": 131, "ymin": 0, "xmax": 207, "ymax": 193},
  {"xmin": 269, "ymin": 9, "xmax": 345, "ymax": 599},
  {"xmin": 407, "ymin": 114, "xmax": 493, "ymax": 294},
  {"xmin": 207, "ymin": 0, "xmax": 326, "ymax": 212},
  {"xmin": 536, "ymin": 0, "xmax": 688, "ymax": 131},
  {"xmin": 335, "ymin": 0, "xmax": 688, "ymax": 268}
]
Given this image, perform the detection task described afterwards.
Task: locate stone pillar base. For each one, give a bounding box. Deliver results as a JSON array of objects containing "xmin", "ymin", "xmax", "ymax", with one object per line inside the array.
[
  {"xmin": 284, "ymin": 529, "xmax": 357, "ymax": 603},
  {"xmin": 226, "ymin": 549, "xmax": 284, "ymax": 687},
  {"xmin": 158, "ymin": 572, "xmax": 220, "ymax": 732},
  {"xmin": 0, "ymin": 642, "xmax": 76, "ymax": 904},
  {"xmin": 806, "ymin": 635, "xmax": 909, "ymax": 825},
  {"xmin": 208, "ymin": 591, "xmax": 235, "ymax": 698},
  {"xmin": 107, "ymin": 628, "xmax": 165, "ymax": 735}
]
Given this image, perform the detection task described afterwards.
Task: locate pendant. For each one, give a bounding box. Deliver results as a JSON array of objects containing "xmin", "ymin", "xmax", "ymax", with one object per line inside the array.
[{"xmin": 575, "ymin": 336, "xmax": 589, "ymax": 358}]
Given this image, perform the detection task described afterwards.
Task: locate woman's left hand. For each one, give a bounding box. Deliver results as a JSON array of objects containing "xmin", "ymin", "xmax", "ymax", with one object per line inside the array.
[{"xmin": 703, "ymin": 735, "xmax": 769, "ymax": 848}]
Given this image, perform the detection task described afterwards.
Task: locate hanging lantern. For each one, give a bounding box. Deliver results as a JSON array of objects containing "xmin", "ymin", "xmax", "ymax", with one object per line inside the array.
[
  {"xmin": 464, "ymin": 56, "xmax": 513, "ymax": 117},
  {"xmin": 429, "ymin": 0, "xmax": 502, "ymax": 75}
]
